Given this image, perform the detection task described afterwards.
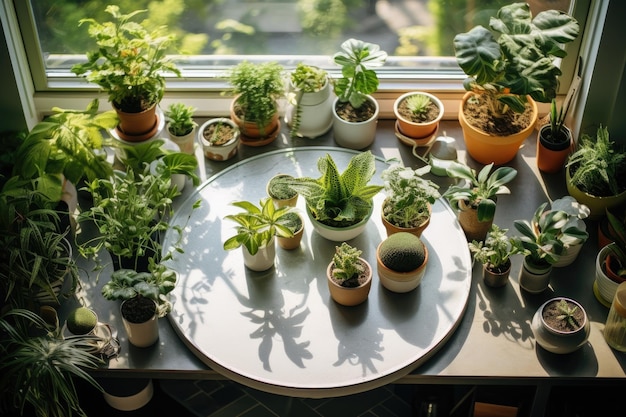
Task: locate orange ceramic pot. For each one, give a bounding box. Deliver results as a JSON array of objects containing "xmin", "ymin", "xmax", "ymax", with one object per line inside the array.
[
  {"xmin": 230, "ymin": 96, "xmax": 280, "ymax": 146},
  {"xmin": 394, "ymin": 92, "xmax": 444, "ymax": 139},
  {"xmin": 458, "ymin": 92, "xmax": 538, "ymax": 165},
  {"xmin": 114, "ymin": 103, "xmax": 159, "ymax": 142},
  {"xmin": 536, "ymin": 124, "xmax": 573, "ymax": 174}
]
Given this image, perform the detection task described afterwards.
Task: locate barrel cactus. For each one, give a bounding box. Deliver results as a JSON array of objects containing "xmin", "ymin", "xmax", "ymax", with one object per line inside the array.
[
  {"xmin": 378, "ymin": 232, "xmax": 426, "ymax": 272},
  {"xmin": 66, "ymin": 307, "xmax": 97, "ymax": 335}
]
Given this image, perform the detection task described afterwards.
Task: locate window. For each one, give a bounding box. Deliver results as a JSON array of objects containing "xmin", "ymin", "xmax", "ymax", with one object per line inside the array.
[{"xmin": 12, "ymin": 0, "xmax": 587, "ymax": 116}]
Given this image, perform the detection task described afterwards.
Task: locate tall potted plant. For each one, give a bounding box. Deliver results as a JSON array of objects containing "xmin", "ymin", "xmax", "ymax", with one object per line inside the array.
[
  {"xmin": 443, "ymin": 161, "xmax": 518, "ymax": 242},
  {"xmin": 282, "ymin": 151, "xmax": 383, "ymax": 241},
  {"xmin": 71, "ymin": 5, "xmax": 181, "ymax": 142},
  {"xmin": 332, "ymin": 38, "xmax": 387, "ymax": 150},
  {"xmin": 287, "ymin": 63, "xmax": 332, "ymax": 138},
  {"xmin": 453, "ymin": 2, "xmax": 579, "ymax": 164},
  {"xmin": 536, "ymin": 99, "xmax": 574, "ymax": 174},
  {"xmin": 228, "ymin": 61, "xmax": 285, "ymax": 146}
]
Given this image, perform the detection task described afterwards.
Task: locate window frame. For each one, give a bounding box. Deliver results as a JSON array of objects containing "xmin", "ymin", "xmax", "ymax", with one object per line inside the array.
[{"xmin": 12, "ymin": 0, "xmax": 590, "ymax": 123}]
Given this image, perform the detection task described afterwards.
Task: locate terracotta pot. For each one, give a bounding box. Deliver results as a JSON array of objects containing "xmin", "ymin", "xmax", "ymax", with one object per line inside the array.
[
  {"xmin": 531, "ymin": 297, "xmax": 590, "ymax": 354},
  {"xmin": 266, "ymin": 174, "xmax": 298, "ymax": 208},
  {"xmin": 326, "ymin": 258, "xmax": 372, "ymax": 306},
  {"xmin": 332, "ymin": 95, "xmax": 379, "ymax": 150},
  {"xmin": 380, "ymin": 199, "xmax": 431, "ymax": 238},
  {"xmin": 230, "ymin": 97, "xmax": 280, "ymax": 146},
  {"xmin": 242, "ymin": 236, "xmax": 276, "ymax": 271},
  {"xmin": 376, "ymin": 241, "xmax": 428, "ymax": 293},
  {"xmin": 198, "ymin": 118, "xmax": 240, "ymax": 161},
  {"xmin": 277, "ymin": 223, "xmax": 304, "ymax": 250},
  {"xmin": 519, "ymin": 257, "xmax": 552, "ymax": 294},
  {"xmin": 458, "ymin": 92, "xmax": 538, "ymax": 165},
  {"xmin": 536, "ymin": 124, "xmax": 573, "ymax": 174},
  {"xmin": 114, "ymin": 103, "xmax": 160, "ymax": 142},
  {"xmin": 456, "ymin": 199, "xmax": 493, "ymax": 242},
  {"xmin": 482, "ymin": 260, "xmax": 511, "ymax": 288},
  {"xmin": 393, "ymin": 92, "xmax": 444, "ymax": 139},
  {"xmin": 566, "ymin": 165, "xmax": 626, "ymax": 221}
]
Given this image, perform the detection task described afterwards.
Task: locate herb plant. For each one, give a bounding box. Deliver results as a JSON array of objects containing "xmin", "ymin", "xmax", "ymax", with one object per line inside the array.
[
  {"xmin": 469, "ymin": 224, "xmax": 520, "ymax": 272},
  {"xmin": 166, "ymin": 102, "xmax": 197, "ymax": 136}
]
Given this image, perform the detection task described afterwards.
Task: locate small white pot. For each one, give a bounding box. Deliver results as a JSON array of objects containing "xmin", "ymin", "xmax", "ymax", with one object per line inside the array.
[
  {"xmin": 331, "ymin": 95, "xmax": 379, "ymax": 150},
  {"xmin": 242, "ymin": 236, "xmax": 276, "ymax": 271},
  {"xmin": 121, "ymin": 299, "xmax": 159, "ymax": 348},
  {"xmin": 287, "ymin": 80, "xmax": 333, "ymax": 138},
  {"xmin": 167, "ymin": 123, "xmax": 197, "ymax": 154},
  {"xmin": 519, "ymin": 257, "xmax": 552, "ymax": 294},
  {"xmin": 198, "ymin": 118, "xmax": 240, "ymax": 161},
  {"xmin": 531, "ymin": 297, "xmax": 590, "ymax": 354},
  {"xmin": 102, "ymin": 379, "xmax": 154, "ymax": 411},
  {"xmin": 306, "ymin": 205, "xmax": 371, "ymax": 242}
]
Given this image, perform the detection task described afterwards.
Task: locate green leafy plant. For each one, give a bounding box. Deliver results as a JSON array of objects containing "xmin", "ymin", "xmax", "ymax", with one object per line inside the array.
[
  {"xmin": 282, "ymin": 151, "xmax": 383, "ymax": 227},
  {"xmin": 288, "ymin": 63, "xmax": 329, "ymax": 138},
  {"xmin": 267, "ymin": 174, "xmax": 298, "ymax": 201},
  {"xmin": 405, "ymin": 94, "xmax": 431, "ymax": 117},
  {"xmin": 71, "ymin": 5, "xmax": 181, "ymax": 112},
  {"xmin": 0, "ymin": 308, "xmax": 103, "ymax": 417},
  {"xmin": 469, "ymin": 224, "xmax": 521, "ymax": 273},
  {"xmin": 333, "ymin": 38, "xmax": 387, "ymax": 110},
  {"xmin": 543, "ymin": 99, "xmax": 570, "ymax": 145},
  {"xmin": 228, "ymin": 61, "xmax": 285, "ymax": 129},
  {"xmin": 165, "ymin": 102, "xmax": 197, "ymax": 136},
  {"xmin": 381, "ymin": 162, "xmax": 440, "ymax": 228},
  {"xmin": 102, "ymin": 263, "xmax": 177, "ymax": 317},
  {"xmin": 453, "ymin": 2, "xmax": 579, "ymax": 118},
  {"xmin": 223, "ymin": 197, "xmax": 294, "ymax": 255},
  {"xmin": 556, "ymin": 299, "xmax": 580, "ymax": 329},
  {"xmin": 330, "ymin": 242, "xmax": 366, "ymax": 284},
  {"xmin": 566, "ymin": 125, "xmax": 626, "ymax": 197},
  {"xmin": 14, "ymin": 99, "xmax": 118, "ymax": 188},
  {"xmin": 444, "ymin": 161, "xmax": 518, "ymax": 222}
]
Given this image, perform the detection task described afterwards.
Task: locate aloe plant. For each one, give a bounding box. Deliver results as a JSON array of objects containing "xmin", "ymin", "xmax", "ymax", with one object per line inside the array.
[{"xmin": 282, "ymin": 151, "xmax": 383, "ymax": 227}]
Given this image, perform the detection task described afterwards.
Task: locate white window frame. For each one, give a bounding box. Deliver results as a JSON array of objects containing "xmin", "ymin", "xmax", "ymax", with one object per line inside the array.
[{"xmin": 8, "ymin": 0, "xmax": 593, "ymax": 129}]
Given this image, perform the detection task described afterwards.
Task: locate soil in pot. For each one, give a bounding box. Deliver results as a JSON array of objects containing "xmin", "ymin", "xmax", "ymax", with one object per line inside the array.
[
  {"xmin": 121, "ymin": 297, "xmax": 157, "ymax": 323},
  {"xmin": 335, "ymin": 100, "xmax": 376, "ymax": 123},
  {"xmin": 542, "ymin": 299, "xmax": 585, "ymax": 332},
  {"xmin": 203, "ymin": 122, "xmax": 236, "ymax": 146},
  {"xmin": 463, "ymin": 94, "xmax": 534, "ymax": 136},
  {"xmin": 396, "ymin": 99, "xmax": 440, "ymax": 123}
]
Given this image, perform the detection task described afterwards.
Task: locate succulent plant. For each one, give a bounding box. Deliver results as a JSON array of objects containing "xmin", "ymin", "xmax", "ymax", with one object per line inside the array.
[
  {"xmin": 65, "ymin": 307, "xmax": 97, "ymax": 335},
  {"xmin": 378, "ymin": 232, "xmax": 426, "ymax": 272}
]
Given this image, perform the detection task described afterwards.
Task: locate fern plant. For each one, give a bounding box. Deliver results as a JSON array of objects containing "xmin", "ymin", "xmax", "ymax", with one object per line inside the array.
[{"xmin": 282, "ymin": 151, "xmax": 383, "ymax": 227}]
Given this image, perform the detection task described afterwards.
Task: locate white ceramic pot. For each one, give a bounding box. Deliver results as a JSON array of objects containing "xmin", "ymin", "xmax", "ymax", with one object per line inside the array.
[
  {"xmin": 519, "ymin": 257, "xmax": 552, "ymax": 294},
  {"xmin": 306, "ymin": 205, "xmax": 372, "ymax": 242},
  {"xmin": 102, "ymin": 379, "xmax": 154, "ymax": 411},
  {"xmin": 121, "ymin": 299, "xmax": 159, "ymax": 348},
  {"xmin": 331, "ymin": 95, "xmax": 379, "ymax": 150},
  {"xmin": 198, "ymin": 118, "xmax": 240, "ymax": 161},
  {"xmin": 376, "ymin": 242, "xmax": 429, "ymax": 293},
  {"xmin": 552, "ymin": 241, "xmax": 585, "ymax": 268},
  {"xmin": 595, "ymin": 244, "xmax": 621, "ymax": 305},
  {"xmin": 287, "ymin": 80, "xmax": 333, "ymax": 138},
  {"xmin": 167, "ymin": 123, "xmax": 197, "ymax": 154},
  {"xmin": 531, "ymin": 297, "xmax": 590, "ymax": 354},
  {"xmin": 242, "ymin": 236, "xmax": 276, "ymax": 271}
]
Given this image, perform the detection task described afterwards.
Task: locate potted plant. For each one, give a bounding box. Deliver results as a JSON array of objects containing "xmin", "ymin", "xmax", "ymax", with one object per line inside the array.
[
  {"xmin": 266, "ymin": 174, "xmax": 298, "ymax": 208},
  {"xmin": 332, "ymin": 38, "xmax": 388, "ymax": 150},
  {"xmin": 276, "ymin": 211, "xmax": 304, "ymax": 250},
  {"xmin": 453, "ymin": 3, "xmax": 579, "ymax": 164},
  {"xmin": 287, "ymin": 63, "xmax": 332, "ymax": 138},
  {"xmin": 101, "ymin": 264, "xmax": 176, "ymax": 347},
  {"xmin": 549, "ymin": 196, "xmax": 590, "ymax": 267},
  {"xmin": 566, "ymin": 125, "xmax": 626, "ymax": 220},
  {"xmin": 65, "ymin": 306, "xmax": 98, "ymax": 336},
  {"xmin": 148, "ymin": 150, "xmax": 201, "ymax": 193},
  {"xmin": 326, "ymin": 242, "xmax": 372, "ymax": 306},
  {"xmin": 595, "ymin": 209, "xmax": 626, "ymax": 305},
  {"xmin": 223, "ymin": 197, "xmax": 294, "ymax": 271},
  {"xmin": 536, "ymin": 99, "xmax": 574, "ymax": 174},
  {"xmin": 0, "ymin": 308, "xmax": 104, "ymax": 417},
  {"xmin": 198, "ymin": 117, "xmax": 240, "ymax": 162},
  {"xmin": 282, "ymin": 151, "xmax": 383, "ymax": 241},
  {"xmin": 443, "ymin": 161, "xmax": 518, "ymax": 242},
  {"xmin": 380, "ymin": 162, "xmax": 440, "ymax": 237},
  {"xmin": 512, "ymin": 202, "xmax": 587, "ymax": 294},
  {"xmin": 71, "ymin": 5, "xmax": 181, "ymax": 142},
  {"xmin": 227, "ymin": 61, "xmax": 285, "ymax": 146},
  {"xmin": 393, "ymin": 92, "xmax": 444, "ymax": 144},
  {"xmin": 531, "ymin": 297, "xmax": 590, "ymax": 354},
  {"xmin": 376, "ymin": 231, "xmax": 428, "ymax": 293},
  {"xmin": 469, "ymin": 224, "xmax": 521, "ymax": 288},
  {"xmin": 77, "ymin": 165, "xmax": 196, "ymax": 274},
  {"xmin": 164, "ymin": 102, "xmax": 197, "ymax": 154}
]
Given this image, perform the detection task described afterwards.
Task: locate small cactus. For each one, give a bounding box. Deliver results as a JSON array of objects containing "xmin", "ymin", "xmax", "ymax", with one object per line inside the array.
[
  {"xmin": 379, "ymin": 232, "xmax": 425, "ymax": 272},
  {"xmin": 66, "ymin": 307, "xmax": 97, "ymax": 335}
]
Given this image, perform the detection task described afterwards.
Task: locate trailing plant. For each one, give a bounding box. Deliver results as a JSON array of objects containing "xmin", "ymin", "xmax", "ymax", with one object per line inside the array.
[
  {"xmin": 381, "ymin": 162, "xmax": 440, "ymax": 228},
  {"xmin": 102, "ymin": 263, "xmax": 177, "ymax": 317},
  {"xmin": 331, "ymin": 242, "xmax": 365, "ymax": 284},
  {"xmin": 0, "ymin": 308, "xmax": 103, "ymax": 417},
  {"xmin": 288, "ymin": 63, "xmax": 328, "ymax": 138},
  {"xmin": 378, "ymin": 232, "xmax": 426, "ymax": 272},
  {"xmin": 566, "ymin": 125, "xmax": 626, "ymax": 197},
  {"xmin": 444, "ymin": 161, "xmax": 517, "ymax": 222},
  {"xmin": 282, "ymin": 151, "xmax": 383, "ymax": 227},
  {"xmin": 166, "ymin": 102, "xmax": 197, "ymax": 136},
  {"xmin": 453, "ymin": 2, "xmax": 579, "ymax": 118},
  {"xmin": 228, "ymin": 61, "xmax": 285, "ymax": 129},
  {"xmin": 469, "ymin": 224, "xmax": 521, "ymax": 273},
  {"xmin": 223, "ymin": 197, "xmax": 294, "ymax": 255},
  {"xmin": 333, "ymin": 38, "xmax": 387, "ymax": 110},
  {"xmin": 71, "ymin": 5, "xmax": 181, "ymax": 113}
]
